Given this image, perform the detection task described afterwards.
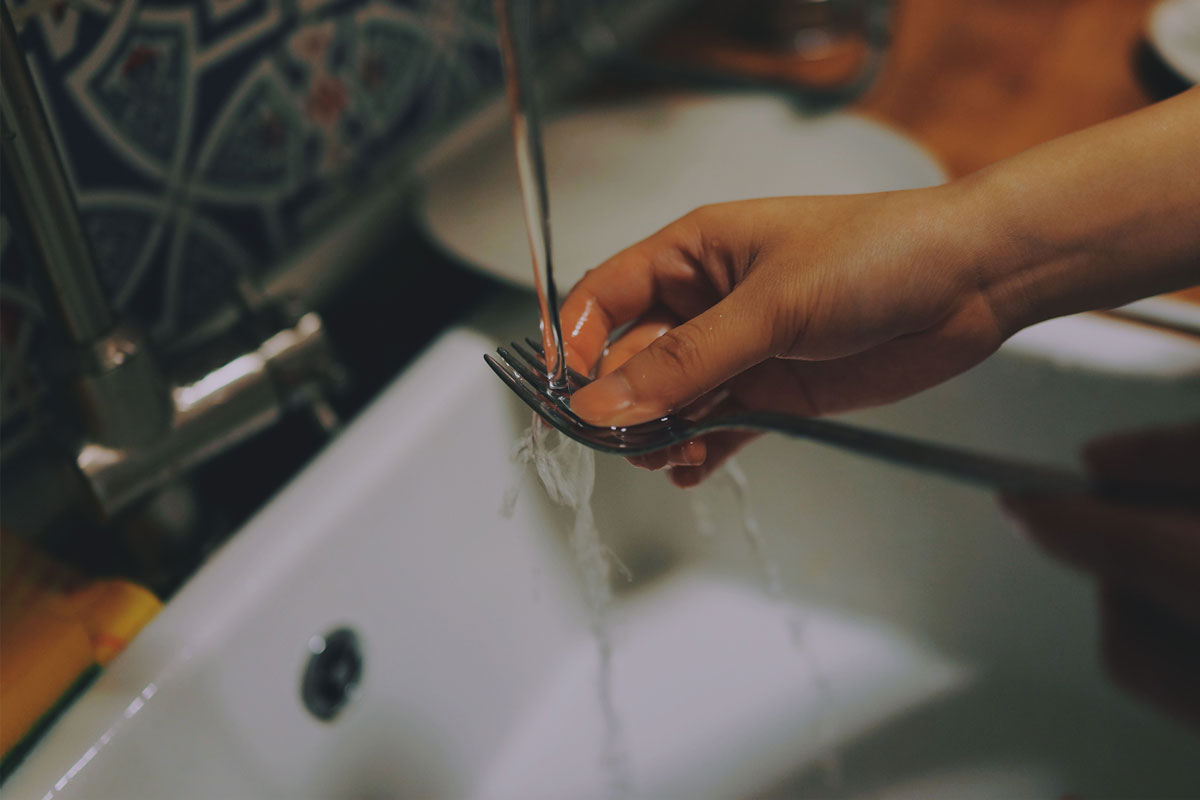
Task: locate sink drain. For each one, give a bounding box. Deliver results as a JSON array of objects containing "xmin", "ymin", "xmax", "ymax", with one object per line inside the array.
[{"xmin": 301, "ymin": 627, "xmax": 362, "ymax": 721}]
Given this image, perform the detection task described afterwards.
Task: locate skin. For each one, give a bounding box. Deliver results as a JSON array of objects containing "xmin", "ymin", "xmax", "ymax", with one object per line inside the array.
[
  {"xmin": 560, "ymin": 87, "xmax": 1200, "ymax": 477},
  {"xmin": 1002, "ymin": 423, "xmax": 1200, "ymax": 731},
  {"xmin": 556, "ymin": 88, "xmax": 1200, "ymax": 726}
]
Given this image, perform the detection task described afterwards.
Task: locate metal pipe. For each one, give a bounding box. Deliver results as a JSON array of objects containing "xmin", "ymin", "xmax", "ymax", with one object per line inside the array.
[
  {"xmin": 76, "ymin": 313, "xmax": 340, "ymax": 516},
  {"xmin": 1, "ymin": 4, "xmax": 114, "ymax": 344}
]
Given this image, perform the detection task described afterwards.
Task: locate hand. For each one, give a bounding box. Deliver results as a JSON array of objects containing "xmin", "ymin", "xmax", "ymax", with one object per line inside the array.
[
  {"xmin": 559, "ymin": 189, "xmax": 1009, "ymax": 486},
  {"xmin": 557, "ymin": 91, "xmax": 1200, "ymax": 488},
  {"xmin": 1001, "ymin": 422, "xmax": 1200, "ymax": 731}
]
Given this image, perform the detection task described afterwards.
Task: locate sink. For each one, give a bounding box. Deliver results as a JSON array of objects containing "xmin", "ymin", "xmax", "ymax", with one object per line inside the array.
[{"xmin": 8, "ymin": 292, "xmax": 1200, "ymax": 799}]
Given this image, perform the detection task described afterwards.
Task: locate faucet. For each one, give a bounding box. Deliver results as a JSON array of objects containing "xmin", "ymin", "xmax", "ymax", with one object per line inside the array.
[
  {"xmin": 1, "ymin": 5, "xmax": 169, "ymax": 449},
  {"xmin": 1, "ymin": 6, "xmax": 343, "ymax": 519}
]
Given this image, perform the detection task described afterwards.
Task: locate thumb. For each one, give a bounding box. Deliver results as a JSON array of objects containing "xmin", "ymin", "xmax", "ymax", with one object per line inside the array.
[{"xmin": 570, "ymin": 291, "xmax": 775, "ymax": 426}]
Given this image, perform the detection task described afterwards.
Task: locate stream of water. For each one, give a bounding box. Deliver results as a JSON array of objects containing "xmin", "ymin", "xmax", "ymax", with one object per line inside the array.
[
  {"xmin": 691, "ymin": 460, "xmax": 843, "ymax": 790},
  {"xmin": 494, "ymin": 3, "xmax": 628, "ymax": 791},
  {"xmin": 492, "ymin": 3, "xmax": 838, "ymax": 791},
  {"xmin": 494, "ymin": 0, "xmax": 568, "ymax": 389},
  {"xmin": 504, "ymin": 423, "xmax": 631, "ymax": 798}
]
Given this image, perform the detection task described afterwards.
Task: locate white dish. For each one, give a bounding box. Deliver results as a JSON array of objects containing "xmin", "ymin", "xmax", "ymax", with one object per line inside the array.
[
  {"xmin": 417, "ymin": 92, "xmax": 947, "ymax": 291},
  {"xmin": 1148, "ymin": 0, "xmax": 1200, "ymax": 83}
]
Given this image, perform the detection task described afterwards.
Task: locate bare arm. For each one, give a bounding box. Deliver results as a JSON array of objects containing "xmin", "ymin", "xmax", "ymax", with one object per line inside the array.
[
  {"xmin": 559, "ymin": 89, "xmax": 1200, "ymax": 483},
  {"xmin": 966, "ymin": 86, "xmax": 1200, "ymax": 334}
]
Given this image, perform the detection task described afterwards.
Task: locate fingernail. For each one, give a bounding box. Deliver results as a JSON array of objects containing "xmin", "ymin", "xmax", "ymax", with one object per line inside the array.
[
  {"xmin": 673, "ymin": 440, "xmax": 705, "ymax": 466},
  {"xmin": 571, "ymin": 373, "xmax": 645, "ymax": 426}
]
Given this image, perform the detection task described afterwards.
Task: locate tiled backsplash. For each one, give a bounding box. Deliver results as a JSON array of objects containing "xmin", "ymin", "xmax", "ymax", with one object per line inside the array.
[
  {"xmin": 0, "ymin": 0, "xmax": 589, "ymax": 342},
  {"xmin": 0, "ymin": 0, "xmax": 632, "ymax": 465}
]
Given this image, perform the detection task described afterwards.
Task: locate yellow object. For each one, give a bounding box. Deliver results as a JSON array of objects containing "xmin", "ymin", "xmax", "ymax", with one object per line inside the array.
[{"xmin": 0, "ymin": 530, "xmax": 161, "ymax": 758}]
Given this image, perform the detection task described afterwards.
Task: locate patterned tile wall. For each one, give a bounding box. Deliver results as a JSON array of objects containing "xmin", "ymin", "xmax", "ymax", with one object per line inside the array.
[
  {"xmin": 0, "ymin": 0, "xmax": 625, "ymax": 459},
  {"xmin": 1, "ymin": 0, "xmax": 589, "ymax": 340}
]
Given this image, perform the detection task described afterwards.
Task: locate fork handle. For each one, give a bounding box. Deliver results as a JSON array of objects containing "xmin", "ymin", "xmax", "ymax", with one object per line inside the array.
[{"xmin": 707, "ymin": 412, "xmax": 1199, "ymax": 509}]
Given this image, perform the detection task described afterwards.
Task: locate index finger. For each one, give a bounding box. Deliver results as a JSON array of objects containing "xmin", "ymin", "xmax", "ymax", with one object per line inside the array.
[{"xmin": 559, "ymin": 217, "xmax": 718, "ymax": 373}]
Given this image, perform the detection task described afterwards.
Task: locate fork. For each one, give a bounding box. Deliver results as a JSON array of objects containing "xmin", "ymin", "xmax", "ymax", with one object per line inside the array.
[{"xmin": 486, "ymin": 338, "xmax": 1199, "ymax": 508}]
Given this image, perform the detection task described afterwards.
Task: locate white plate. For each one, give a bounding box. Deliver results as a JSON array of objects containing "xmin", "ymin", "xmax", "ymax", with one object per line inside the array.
[
  {"xmin": 1148, "ymin": 0, "xmax": 1200, "ymax": 83},
  {"xmin": 416, "ymin": 92, "xmax": 947, "ymax": 291}
]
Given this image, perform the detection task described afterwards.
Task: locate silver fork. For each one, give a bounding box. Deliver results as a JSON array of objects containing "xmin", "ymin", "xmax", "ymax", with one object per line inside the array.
[{"xmin": 486, "ymin": 338, "xmax": 1199, "ymax": 508}]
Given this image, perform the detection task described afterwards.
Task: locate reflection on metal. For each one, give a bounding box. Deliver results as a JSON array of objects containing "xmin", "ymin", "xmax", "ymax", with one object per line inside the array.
[
  {"xmin": 76, "ymin": 313, "xmax": 342, "ymax": 517},
  {"xmin": 2, "ymin": 4, "xmax": 172, "ymax": 448},
  {"xmin": 0, "ymin": 4, "xmax": 112, "ymax": 345},
  {"xmin": 3, "ymin": 0, "xmax": 681, "ymax": 525},
  {"xmin": 173, "ymin": 355, "xmax": 264, "ymax": 413},
  {"xmin": 4, "ymin": 5, "xmax": 345, "ymax": 522}
]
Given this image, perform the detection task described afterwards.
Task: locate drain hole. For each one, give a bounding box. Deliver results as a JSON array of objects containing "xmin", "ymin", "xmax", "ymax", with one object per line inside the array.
[{"xmin": 301, "ymin": 627, "xmax": 362, "ymax": 721}]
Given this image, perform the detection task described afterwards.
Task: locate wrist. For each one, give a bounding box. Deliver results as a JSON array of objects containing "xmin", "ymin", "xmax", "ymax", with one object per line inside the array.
[
  {"xmin": 945, "ymin": 165, "xmax": 1075, "ymax": 338},
  {"xmin": 945, "ymin": 91, "xmax": 1200, "ymax": 335}
]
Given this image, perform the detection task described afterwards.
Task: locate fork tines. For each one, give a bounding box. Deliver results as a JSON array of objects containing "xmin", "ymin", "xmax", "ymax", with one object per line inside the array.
[
  {"xmin": 489, "ymin": 342, "xmax": 584, "ymax": 419},
  {"xmin": 520, "ymin": 338, "xmax": 591, "ymax": 389},
  {"xmin": 485, "ymin": 348, "xmax": 593, "ymax": 444}
]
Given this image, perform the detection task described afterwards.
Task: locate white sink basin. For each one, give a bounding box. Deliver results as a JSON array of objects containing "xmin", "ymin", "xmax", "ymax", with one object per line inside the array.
[{"xmin": 9, "ymin": 293, "xmax": 1200, "ymax": 799}]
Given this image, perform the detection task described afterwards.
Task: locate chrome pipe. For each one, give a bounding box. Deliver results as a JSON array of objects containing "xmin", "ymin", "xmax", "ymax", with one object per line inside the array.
[
  {"xmin": 76, "ymin": 313, "xmax": 341, "ymax": 516},
  {"xmin": 0, "ymin": 5, "xmax": 114, "ymax": 344}
]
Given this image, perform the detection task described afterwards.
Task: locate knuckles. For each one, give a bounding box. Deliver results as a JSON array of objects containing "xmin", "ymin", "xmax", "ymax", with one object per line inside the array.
[{"xmin": 650, "ymin": 325, "xmax": 707, "ymax": 377}]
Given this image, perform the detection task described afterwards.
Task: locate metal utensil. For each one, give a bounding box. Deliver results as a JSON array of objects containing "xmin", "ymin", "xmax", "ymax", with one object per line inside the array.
[{"xmin": 486, "ymin": 338, "xmax": 1198, "ymax": 508}]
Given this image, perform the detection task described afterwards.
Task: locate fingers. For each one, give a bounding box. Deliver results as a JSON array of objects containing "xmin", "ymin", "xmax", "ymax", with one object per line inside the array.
[
  {"xmin": 596, "ymin": 313, "xmax": 675, "ymax": 378},
  {"xmin": 627, "ymin": 439, "xmax": 706, "ymax": 472},
  {"xmin": 1100, "ymin": 582, "xmax": 1200, "ymax": 732},
  {"xmin": 625, "ymin": 391, "xmax": 755, "ymax": 484},
  {"xmin": 668, "ymin": 430, "xmax": 758, "ymax": 488},
  {"xmin": 1000, "ymin": 493, "xmax": 1200, "ymax": 624},
  {"xmin": 594, "ymin": 312, "xmax": 721, "ymax": 477},
  {"xmin": 558, "ymin": 218, "xmax": 718, "ymax": 375},
  {"xmin": 627, "ymin": 430, "xmax": 758, "ymax": 489},
  {"xmin": 570, "ymin": 287, "xmax": 777, "ymax": 426}
]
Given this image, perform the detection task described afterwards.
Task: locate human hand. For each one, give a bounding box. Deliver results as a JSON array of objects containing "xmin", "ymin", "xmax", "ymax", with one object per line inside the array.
[
  {"xmin": 555, "ymin": 90, "xmax": 1200, "ymax": 487},
  {"xmin": 1001, "ymin": 422, "xmax": 1200, "ymax": 731},
  {"xmin": 559, "ymin": 189, "xmax": 1009, "ymax": 486}
]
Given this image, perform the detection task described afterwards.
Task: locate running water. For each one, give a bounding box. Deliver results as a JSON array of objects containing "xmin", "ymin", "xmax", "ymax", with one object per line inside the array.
[
  {"xmin": 494, "ymin": 0, "xmax": 567, "ymax": 388},
  {"xmin": 690, "ymin": 459, "xmax": 842, "ymax": 789},
  {"xmin": 493, "ymin": 2, "xmax": 832, "ymax": 790},
  {"xmin": 495, "ymin": 4, "xmax": 627, "ymax": 785},
  {"xmin": 717, "ymin": 460, "xmax": 783, "ymax": 598},
  {"xmin": 504, "ymin": 423, "xmax": 632, "ymax": 797}
]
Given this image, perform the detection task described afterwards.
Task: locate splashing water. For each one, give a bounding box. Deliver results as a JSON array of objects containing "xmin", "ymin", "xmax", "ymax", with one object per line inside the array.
[
  {"xmin": 690, "ymin": 459, "xmax": 842, "ymax": 789},
  {"xmin": 688, "ymin": 459, "xmax": 783, "ymax": 599},
  {"xmin": 719, "ymin": 459, "xmax": 784, "ymax": 597},
  {"xmin": 493, "ymin": 1, "xmax": 628, "ymax": 790},
  {"xmin": 506, "ymin": 422, "xmax": 632, "ymax": 797}
]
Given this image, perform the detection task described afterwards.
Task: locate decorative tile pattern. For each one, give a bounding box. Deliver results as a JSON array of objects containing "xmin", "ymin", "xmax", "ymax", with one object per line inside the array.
[
  {"xmin": 1, "ymin": 0, "xmax": 632, "ymax": 471},
  {"xmin": 2, "ymin": 0, "xmax": 526, "ymax": 342},
  {"xmin": 0, "ymin": 206, "xmax": 48, "ymax": 460}
]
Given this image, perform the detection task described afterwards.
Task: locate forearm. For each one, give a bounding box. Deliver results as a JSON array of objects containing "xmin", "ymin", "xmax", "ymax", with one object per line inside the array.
[{"xmin": 958, "ymin": 87, "xmax": 1200, "ymax": 335}]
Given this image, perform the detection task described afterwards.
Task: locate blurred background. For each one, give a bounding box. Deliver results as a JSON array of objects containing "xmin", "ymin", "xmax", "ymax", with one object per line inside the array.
[
  {"xmin": 2, "ymin": 0, "xmax": 1199, "ymax": 790},
  {"xmin": 0, "ymin": 0, "xmax": 1196, "ymax": 765}
]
